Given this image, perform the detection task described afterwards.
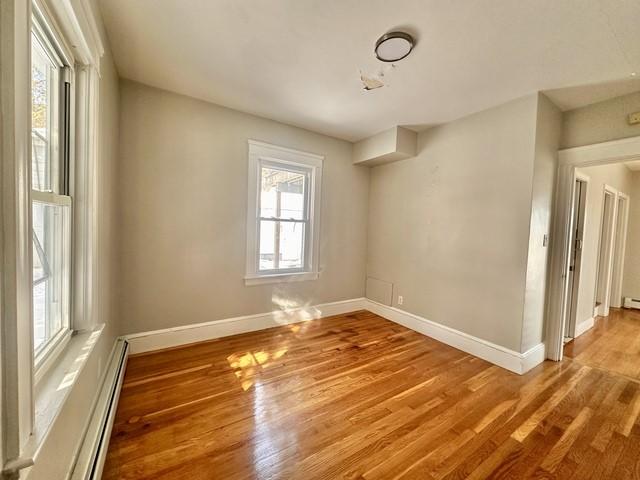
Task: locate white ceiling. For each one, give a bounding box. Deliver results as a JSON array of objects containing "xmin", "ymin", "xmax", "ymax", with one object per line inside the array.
[{"xmin": 99, "ymin": 0, "xmax": 640, "ymax": 142}]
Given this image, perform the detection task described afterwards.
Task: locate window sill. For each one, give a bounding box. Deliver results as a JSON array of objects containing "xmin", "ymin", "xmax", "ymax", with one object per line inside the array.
[
  {"xmin": 23, "ymin": 324, "xmax": 104, "ymax": 459},
  {"xmin": 244, "ymin": 271, "xmax": 319, "ymax": 286}
]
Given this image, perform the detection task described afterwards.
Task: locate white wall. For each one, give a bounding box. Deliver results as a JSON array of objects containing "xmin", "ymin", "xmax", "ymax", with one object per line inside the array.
[
  {"xmin": 573, "ymin": 163, "xmax": 633, "ymax": 325},
  {"xmin": 366, "ymin": 94, "xmax": 547, "ymax": 352},
  {"xmin": 623, "ymin": 171, "xmax": 640, "ymax": 300},
  {"xmin": 116, "ymin": 80, "xmax": 370, "ymax": 335},
  {"xmin": 561, "ymin": 91, "xmax": 640, "ymax": 148}
]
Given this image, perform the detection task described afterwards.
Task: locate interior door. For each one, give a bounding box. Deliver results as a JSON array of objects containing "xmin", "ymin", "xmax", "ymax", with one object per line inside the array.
[{"xmin": 566, "ymin": 179, "xmax": 585, "ymax": 338}]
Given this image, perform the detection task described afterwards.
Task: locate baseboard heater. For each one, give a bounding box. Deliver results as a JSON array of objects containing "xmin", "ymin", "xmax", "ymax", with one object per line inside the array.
[
  {"xmin": 624, "ymin": 297, "xmax": 640, "ymax": 310},
  {"xmin": 70, "ymin": 338, "xmax": 129, "ymax": 480}
]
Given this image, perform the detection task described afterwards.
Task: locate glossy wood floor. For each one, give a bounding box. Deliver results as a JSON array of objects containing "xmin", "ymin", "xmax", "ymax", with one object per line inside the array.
[
  {"xmin": 104, "ymin": 310, "xmax": 640, "ymax": 479},
  {"xmin": 564, "ymin": 307, "xmax": 640, "ymax": 381}
]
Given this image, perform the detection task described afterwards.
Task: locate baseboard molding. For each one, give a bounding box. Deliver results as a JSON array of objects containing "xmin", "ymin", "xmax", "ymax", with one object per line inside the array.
[
  {"xmin": 124, "ymin": 298, "xmax": 368, "ymax": 354},
  {"xmin": 70, "ymin": 338, "xmax": 129, "ymax": 480},
  {"xmin": 123, "ymin": 296, "xmax": 545, "ymax": 374},
  {"xmin": 575, "ymin": 317, "xmax": 595, "ymax": 338},
  {"xmin": 364, "ymin": 299, "xmax": 545, "ymax": 375}
]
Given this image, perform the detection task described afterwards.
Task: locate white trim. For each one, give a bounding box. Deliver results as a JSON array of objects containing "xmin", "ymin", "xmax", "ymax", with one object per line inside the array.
[
  {"xmin": 44, "ymin": 0, "xmax": 104, "ymax": 69},
  {"xmin": 1, "ymin": 0, "xmax": 35, "ymax": 463},
  {"xmin": 33, "ymin": 329, "xmax": 72, "ymax": 384},
  {"xmin": 247, "ymin": 140, "xmax": 324, "ymax": 161},
  {"xmin": 124, "ymin": 298, "xmax": 368, "ymax": 354},
  {"xmin": 574, "ymin": 317, "xmax": 595, "ymax": 338},
  {"xmin": 245, "ymin": 140, "xmax": 323, "ymax": 284},
  {"xmin": 566, "ymin": 172, "xmax": 590, "ymax": 338},
  {"xmin": 610, "ymin": 192, "xmax": 630, "ymax": 309},
  {"xmin": 244, "ymin": 271, "xmax": 319, "ymax": 286},
  {"xmin": 72, "ymin": 64, "xmax": 99, "ymax": 332},
  {"xmin": 558, "ymin": 136, "xmax": 640, "ymax": 165},
  {"xmin": 547, "ymin": 135, "xmax": 640, "ymax": 362},
  {"xmin": 364, "ymin": 300, "xmax": 545, "ymax": 375},
  {"xmin": 595, "ymin": 184, "xmax": 619, "ymax": 318},
  {"xmin": 31, "ymin": 190, "xmax": 72, "ymax": 206}
]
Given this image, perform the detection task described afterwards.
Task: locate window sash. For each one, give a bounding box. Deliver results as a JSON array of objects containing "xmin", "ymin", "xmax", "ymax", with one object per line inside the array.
[
  {"xmin": 256, "ymin": 158, "xmax": 311, "ymax": 273},
  {"xmin": 31, "ymin": 192, "xmax": 72, "ymax": 366},
  {"xmin": 256, "ymin": 218, "xmax": 308, "ymax": 273},
  {"xmin": 30, "ymin": 12, "xmax": 73, "ymax": 371}
]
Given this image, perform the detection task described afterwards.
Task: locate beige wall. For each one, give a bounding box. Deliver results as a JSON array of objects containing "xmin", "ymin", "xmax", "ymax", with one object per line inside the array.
[
  {"xmin": 561, "ymin": 91, "xmax": 640, "ymax": 148},
  {"xmin": 574, "ymin": 163, "xmax": 633, "ymax": 325},
  {"xmin": 623, "ymin": 171, "xmax": 640, "ymax": 300},
  {"xmin": 116, "ymin": 80, "xmax": 369, "ymax": 335},
  {"xmin": 521, "ymin": 94, "xmax": 562, "ymax": 351},
  {"xmin": 367, "ymin": 94, "xmax": 543, "ymax": 352}
]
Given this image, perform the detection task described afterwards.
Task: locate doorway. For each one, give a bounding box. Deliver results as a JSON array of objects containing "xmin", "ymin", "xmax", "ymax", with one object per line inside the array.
[
  {"xmin": 609, "ymin": 193, "xmax": 630, "ymax": 309},
  {"xmin": 565, "ymin": 176, "xmax": 588, "ymax": 341},
  {"xmin": 547, "ymin": 135, "xmax": 640, "ymax": 363},
  {"xmin": 594, "ymin": 186, "xmax": 617, "ymax": 318}
]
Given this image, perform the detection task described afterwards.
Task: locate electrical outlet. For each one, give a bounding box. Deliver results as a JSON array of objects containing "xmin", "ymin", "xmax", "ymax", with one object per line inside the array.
[
  {"xmin": 398, "ymin": 295, "xmax": 404, "ymax": 305},
  {"xmin": 629, "ymin": 111, "xmax": 640, "ymax": 125}
]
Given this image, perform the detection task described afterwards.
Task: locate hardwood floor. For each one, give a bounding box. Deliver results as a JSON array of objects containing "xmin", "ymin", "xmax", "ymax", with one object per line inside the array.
[
  {"xmin": 564, "ymin": 307, "xmax": 640, "ymax": 381},
  {"xmin": 104, "ymin": 310, "xmax": 640, "ymax": 479}
]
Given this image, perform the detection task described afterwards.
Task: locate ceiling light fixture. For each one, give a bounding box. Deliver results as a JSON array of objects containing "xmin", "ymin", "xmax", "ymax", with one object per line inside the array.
[{"xmin": 374, "ymin": 31, "xmax": 414, "ymax": 63}]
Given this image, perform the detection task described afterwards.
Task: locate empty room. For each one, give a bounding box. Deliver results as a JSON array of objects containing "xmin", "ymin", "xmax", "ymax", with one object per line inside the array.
[{"xmin": 2, "ymin": 0, "xmax": 640, "ymax": 479}]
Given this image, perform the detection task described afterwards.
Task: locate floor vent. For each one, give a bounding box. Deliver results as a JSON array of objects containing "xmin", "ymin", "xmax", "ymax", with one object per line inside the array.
[
  {"xmin": 624, "ymin": 298, "xmax": 640, "ymax": 310},
  {"xmin": 71, "ymin": 339, "xmax": 129, "ymax": 480}
]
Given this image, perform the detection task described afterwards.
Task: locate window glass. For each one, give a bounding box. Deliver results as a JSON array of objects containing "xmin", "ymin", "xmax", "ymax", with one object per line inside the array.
[
  {"xmin": 258, "ymin": 164, "xmax": 308, "ymax": 272},
  {"xmin": 31, "ymin": 23, "xmax": 71, "ymax": 362},
  {"xmin": 260, "ymin": 167, "xmax": 306, "ymax": 220},
  {"xmin": 32, "ymin": 202, "xmax": 70, "ymax": 353},
  {"xmin": 31, "ymin": 32, "xmax": 59, "ymax": 193}
]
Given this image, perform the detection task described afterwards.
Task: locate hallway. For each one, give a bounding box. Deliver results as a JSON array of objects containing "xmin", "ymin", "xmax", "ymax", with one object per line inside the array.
[{"xmin": 565, "ymin": 308, "xmax": 640, "ymax": 382}]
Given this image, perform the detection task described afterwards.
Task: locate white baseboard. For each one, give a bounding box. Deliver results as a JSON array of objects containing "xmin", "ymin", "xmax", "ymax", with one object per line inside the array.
[
  {"xmin": 364, "ymin": 300, "xmax": 545, "ymax": 375},
  {"xmin": 124, "ymin": 298, "xmax": 368, "ymax": 354},
  {"xmin": 123, "ymin": 296, "xmax": 545, "ymax": 375},
  {"xmin": 575, "ymin": 317, "xmax": 595, "ymax": 338}
]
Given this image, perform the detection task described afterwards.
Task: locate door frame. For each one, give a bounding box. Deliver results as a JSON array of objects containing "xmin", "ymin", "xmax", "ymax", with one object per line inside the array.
[
  {"xmin": 566, "ymin": 173, "xmax": 589, "ymax": 339},
  {"xmin": 610, "ymin": 192, "xmax": 630, "ymax": 309},
  {"xmin": 594, "ymin": 185, "xmax": 619, "ymax": 318},
  {"xmin": 546, "ymin": 135, "xmax": 640, "ymax": 361}
]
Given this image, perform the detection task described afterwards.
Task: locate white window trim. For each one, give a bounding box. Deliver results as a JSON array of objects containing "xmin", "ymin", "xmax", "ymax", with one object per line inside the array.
[
  {"xmin": 30, "ymin": 2, "xmax": 76, "ymax": 383},
  {"xmin": 245, "ymin": 140, "xmax": 323, "ymax": 286}
]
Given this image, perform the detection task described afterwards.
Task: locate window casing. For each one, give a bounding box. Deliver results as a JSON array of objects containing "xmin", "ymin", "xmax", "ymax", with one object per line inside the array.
[
  {"xmin": 245, "ymin": 141, "xmax": 323, "ymax": 285},
  {"xmin": 30, "ymin": 13, "xmax": 73, "ymax": 370}
]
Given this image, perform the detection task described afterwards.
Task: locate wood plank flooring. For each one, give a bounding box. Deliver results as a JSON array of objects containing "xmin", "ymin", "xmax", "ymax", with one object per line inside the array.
[
  {"xmin": 564, "ymin": 307, "xmax": 640, "ymax": 381},
  {"xmin": 104, "ymin": 310, "xmax": 640, "ymax": 479}
]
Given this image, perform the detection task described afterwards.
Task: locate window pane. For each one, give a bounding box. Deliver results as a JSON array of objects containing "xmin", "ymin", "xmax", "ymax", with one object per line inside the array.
[
  {"xmin": 279, "ymin": 221, "xmax": 305, "ymax": 269},
  {"xmin": 259, "ymin": 220, "xmax": 276, "ymax": 271},
  {"xmin": 32, "ymin": 202, "xmax": 70, "ymax": 353},
  {"xmin": 258, "ymin": 219, "xmax": 305, "ymax": 271},
  {"xmin": 31, "ymin": 32, "xmax": 59, "ymax": 193},
  {"xmin": 260, "ymin": 167, "xmax": 306, "ymax": 220}
]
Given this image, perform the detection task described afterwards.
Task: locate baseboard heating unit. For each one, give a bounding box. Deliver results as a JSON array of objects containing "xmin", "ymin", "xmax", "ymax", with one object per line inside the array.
[
  {"xmin": 624, "ymin": 297, "xmax": 640, "ymax": 310},
  {"xmin": 71, "ymin": 338, "xmax": 129, "ymax": 480}
]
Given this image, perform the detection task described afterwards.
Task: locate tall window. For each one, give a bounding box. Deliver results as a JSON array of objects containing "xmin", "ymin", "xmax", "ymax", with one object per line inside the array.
[
  {"xmin": 245, "ymin": 141, "xmax": 323, "ymax": 284},
  {"xmin": 31, "ymin": 19, "xmax": 72, "ymax": 365}
]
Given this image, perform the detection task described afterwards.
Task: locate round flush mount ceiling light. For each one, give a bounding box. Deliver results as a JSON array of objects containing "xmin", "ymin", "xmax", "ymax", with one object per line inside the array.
[{"xmin": 374, "ymin": 31, "xmax": 414, "ymax": 62}]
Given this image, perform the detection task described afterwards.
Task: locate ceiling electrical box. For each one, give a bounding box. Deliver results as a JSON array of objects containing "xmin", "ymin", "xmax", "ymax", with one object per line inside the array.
[{"xmin": 629, "ymin": 111, "xmax": 640, "ymax": 125}]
